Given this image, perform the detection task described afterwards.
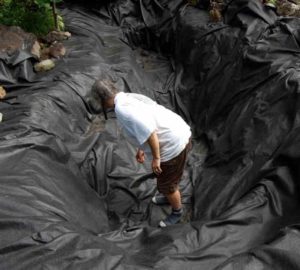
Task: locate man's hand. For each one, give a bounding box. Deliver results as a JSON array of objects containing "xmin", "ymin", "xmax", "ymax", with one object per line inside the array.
[
  {"xmin": 146, "ymin": 131, "xmax": 162, "ymax": 175},
  {"xmin": 152, "ymin": 158, "xmax": 162, "ymax": 175},
  {"xmin": 136, "ymin": 149, "xmax": 145, "ymax": 163}
]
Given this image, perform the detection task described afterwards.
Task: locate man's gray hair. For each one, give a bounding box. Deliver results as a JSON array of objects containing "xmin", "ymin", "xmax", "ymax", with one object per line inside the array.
[
  {"xmin": 89, "ymin": 79, "xmax": 118, "ymax": 119},
  {"xmin": 91, "ymin": 79, "xmax": 118, "ymax": 102}
]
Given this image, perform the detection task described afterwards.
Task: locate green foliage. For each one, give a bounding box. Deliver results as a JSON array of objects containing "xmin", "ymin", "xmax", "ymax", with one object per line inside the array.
[
  {"xmin": 57, "ymin": 14, "xmax": 65, "ymax": 31},
  {"xmin": 0, "ymin": 0, "xmax": 64, "ymax": 37},
  {"xmin": 188, "ymin": 0, "xmax": 199, "ymax": 6},
  {"xmin": 34, "ymin": 0, "xmax": 62, "ymax": 9}
]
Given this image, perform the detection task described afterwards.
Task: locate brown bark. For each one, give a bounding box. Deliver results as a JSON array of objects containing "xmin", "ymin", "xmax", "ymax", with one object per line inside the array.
[{"xmin": 51, "ymin": 1, "xmax": 58, "ymax": 31}]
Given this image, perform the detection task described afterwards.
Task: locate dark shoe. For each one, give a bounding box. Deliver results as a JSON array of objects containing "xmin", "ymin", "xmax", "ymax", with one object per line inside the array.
[
  {"xmin": 159, "ymin": 208, "xmax": 183, "ymax": 227},
  {"xmin": 152, "ymin": 193, "xmax": 169, "ymax": 205}
]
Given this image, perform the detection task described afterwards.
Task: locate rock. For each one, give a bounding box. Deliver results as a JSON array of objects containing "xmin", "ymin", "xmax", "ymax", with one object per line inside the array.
[
  {"xmin": 40, "ymin": 47, "xmax": 51, "ymax": 61},
  {"xmin": 0, "ymin": 86, "xmax": 6, "ymax": 99},
  {"xmin": 0, "ymin": 25, "xmax": 39, "ymax": 58},
  {"xmin": 34, "ymin": 59, "xmax": 55, "ymax": 72},
  {"xmin": 40, "ymin": 42, "xmax": 66, "ymax": 60},
  {"xmin": 290, "ymin": 0, "xmax": 300, "ymax": 4},
  {"xmin": 0, "ymin": 112, "xmax": 3, "ymax": 122},
  {"xmin": 31, "ymin": 40, "xmax": 41, "ymax": 59},
  {"xmin": 209, "ymin": 1, "xmax": 223, "ymax": 22},
  {"xmin": 209, "ymin": 7, "xmax": 222, "ymax": 22},
  {"xmin": 49, "ymin": 42, "xmax": 66, "ymax": 58},
  {"xmin": 277, "ymin": 0, "xmax": 300, "ymax": 16},
  {"xmin": 44, "ymin": 31, "xmax": 71, "ymax": 44}
]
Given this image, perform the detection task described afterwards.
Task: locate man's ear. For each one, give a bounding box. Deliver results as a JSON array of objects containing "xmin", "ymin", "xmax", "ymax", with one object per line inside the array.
[
  {"xmin": 86, "ymin": 91, "xmax": 103, "ymax": 114},
  {"xmin": 101, "ymin": 100, "xmax": 108, "ymax": 120}
]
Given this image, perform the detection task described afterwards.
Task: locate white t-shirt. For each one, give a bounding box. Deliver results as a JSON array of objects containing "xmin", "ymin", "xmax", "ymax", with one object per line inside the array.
[{"xmin": 114, "ymin": 92, "xmax": 191, "ymax": 162}]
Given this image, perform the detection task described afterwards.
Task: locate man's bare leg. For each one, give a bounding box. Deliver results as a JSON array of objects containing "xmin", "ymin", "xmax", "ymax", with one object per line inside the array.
[
  {"xmin": 159, "ymin": 189, "xmax": 183, "ymax": 227},
  {"xmin": 165, "ymin": 189, "xmax": 182, "ymax": 210}
]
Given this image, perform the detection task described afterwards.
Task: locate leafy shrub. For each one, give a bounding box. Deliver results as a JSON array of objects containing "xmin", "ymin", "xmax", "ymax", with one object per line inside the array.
[{"xmin": 0, "ymin": 0, "xmax": 63, "ymax": 37}]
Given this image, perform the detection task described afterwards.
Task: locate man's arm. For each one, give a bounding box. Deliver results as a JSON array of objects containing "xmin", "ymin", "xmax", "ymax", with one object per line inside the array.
[{"xmin": 147, "ymin": 131, "xmax": 162, "ymax": 175}]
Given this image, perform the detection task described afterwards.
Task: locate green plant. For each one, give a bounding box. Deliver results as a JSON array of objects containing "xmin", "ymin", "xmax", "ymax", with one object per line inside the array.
[
  {"xmin": 188, "ymin": 0, "xmax": 199, "ymax": 6},
  {"xmin": 34, "ymin": 0, "xmax": 64, "ymax": 31},
  {"xmin": 0, "ymin": 0, "xmax": 64, "ymax": 36}
]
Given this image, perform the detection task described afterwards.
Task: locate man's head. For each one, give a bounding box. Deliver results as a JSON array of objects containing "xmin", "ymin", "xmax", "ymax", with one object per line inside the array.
[{"xmin": 90, "ymin": 79, "xmax": 118, "ymax": 119}]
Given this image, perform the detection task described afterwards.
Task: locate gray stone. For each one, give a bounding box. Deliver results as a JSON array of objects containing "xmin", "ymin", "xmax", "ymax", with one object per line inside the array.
[
  {"xmin": 277, "ymin": 0, "xmax": 300, "ymax": 16},
  {"xmin": 40, "ymin": 42, "xmax": 66, "ymax": 60},
  {"xmin": 0, "ymin": 86, "xmax": 6, "ymax": 100},
  {"xmin": 44, "ymin": 31, "xmax": 71, "ymax": 44},
  {"xmin": 49, "ymin": 42, "xmax": 66, "ymax": 59},
  {"xmin": 31, "ymin": 40, "xmax": 41, "ymax": 59},
  {"xmin": 290, "ymin": 0, "xmax": 300, "ymax": 4},
  {"xmin": 34, "ymin": 59, "xmax": 55, "ymax": 72},
  {"xmin": 0, "ymin": 25, "xmax": 40, "ymax": 58}
]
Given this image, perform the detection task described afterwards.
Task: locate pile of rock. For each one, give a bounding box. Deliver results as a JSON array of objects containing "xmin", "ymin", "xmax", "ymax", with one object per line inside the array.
[
  {"xmin": 0, "ymin": 27, "xmax": 72, "ymax": 122},
  {"xmin": 0, "ymin": 25, "xmax": 40, "ymax": 58},
  {"xmin": 187, "ymin": 0, "xmax": 225, "ymax": 22},
  {"xmin": 0, "ymin": 25, "xmax": 71, "ymax": 72},
  {"xmin": 263, "ymin": 0, "xmax": 300, "ymax": 16},
  {"xmin": 35, "ymin": 30, "xmax": 71, "ymax": 72},
  {"xmin": 277, "ymin": 0, "xmax": 300, "ymax": 16},
  {"xmin": 190, "ymin": 0, "xmax": 300, "ymax": 21}
]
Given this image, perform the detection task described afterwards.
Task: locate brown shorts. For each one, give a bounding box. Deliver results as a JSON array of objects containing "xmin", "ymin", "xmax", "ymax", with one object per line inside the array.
[{"xmin": 157, "ymin": 140, "xmax": 191, "ymax": 195}]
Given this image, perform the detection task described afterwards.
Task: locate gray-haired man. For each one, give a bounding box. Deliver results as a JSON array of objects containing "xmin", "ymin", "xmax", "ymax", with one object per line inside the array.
[{"xmin": 91, "ymin": 79, "xmax": 191, "ymax": 227}]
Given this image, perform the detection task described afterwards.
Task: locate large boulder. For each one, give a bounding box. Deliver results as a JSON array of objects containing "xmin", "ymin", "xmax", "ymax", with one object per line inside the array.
[
  {"xmin": 0, "ymin": 25, "xmax": 40, "ymax": 58},
  {"xmin": 277, "ymin": 0, "xmax": 300, "ymax": 16}
]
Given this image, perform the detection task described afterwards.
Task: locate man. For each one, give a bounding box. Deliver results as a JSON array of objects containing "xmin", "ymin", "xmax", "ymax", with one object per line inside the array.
[{"xmin": 91, "ymin": 79, "xmax": 191, "ymax": 227}]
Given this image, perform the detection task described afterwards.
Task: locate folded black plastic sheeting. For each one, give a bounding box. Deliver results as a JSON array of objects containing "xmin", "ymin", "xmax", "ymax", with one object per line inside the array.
[{"xmin": 0, "ymin": 0, "xmax": 300, "ymax": 269}]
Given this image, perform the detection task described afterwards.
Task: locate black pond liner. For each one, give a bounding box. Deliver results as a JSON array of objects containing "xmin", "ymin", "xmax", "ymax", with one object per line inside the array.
[{"xmin": 1, "ymin": 0, "xmax": 300, "ymax": 269}]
